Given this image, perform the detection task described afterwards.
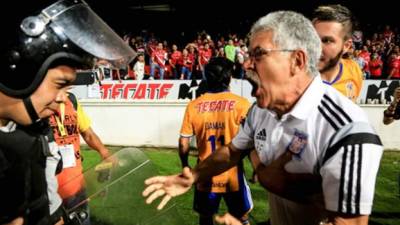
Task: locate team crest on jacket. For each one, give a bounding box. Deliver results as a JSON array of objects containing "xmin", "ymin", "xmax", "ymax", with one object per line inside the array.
[{"xmin": 286, "ymin": 129, "xmax": 308, "ymax": 158}]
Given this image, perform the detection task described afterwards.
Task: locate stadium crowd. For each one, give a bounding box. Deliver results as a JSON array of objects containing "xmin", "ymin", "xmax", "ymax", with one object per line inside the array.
[{"xmin": 96, "ymin": 24, "xmax": 399, "ymax": 81}]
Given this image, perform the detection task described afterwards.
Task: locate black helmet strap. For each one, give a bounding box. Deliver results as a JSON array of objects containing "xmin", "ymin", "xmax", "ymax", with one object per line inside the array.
[{"xmin": 23, "ymin": 97, "xmax": 40, "ymax": 123}]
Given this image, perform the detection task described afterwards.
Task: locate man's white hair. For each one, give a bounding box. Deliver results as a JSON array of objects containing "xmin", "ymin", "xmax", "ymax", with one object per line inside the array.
[{"xmin": 250, "ymin": 11, "xmax": 322, "ymax": 77}]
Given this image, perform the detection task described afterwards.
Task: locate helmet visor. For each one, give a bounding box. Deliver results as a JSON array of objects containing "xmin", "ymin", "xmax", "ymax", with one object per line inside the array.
[{"xmin": 43, "ymin": 0, "xmax": 136, "ymax": 68}]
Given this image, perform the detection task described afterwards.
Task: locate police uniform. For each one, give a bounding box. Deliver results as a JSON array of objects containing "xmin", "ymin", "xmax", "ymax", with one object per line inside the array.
[
  {"xmin": 180, "ymin": 92, "xmax": 253, "ymax": 218},
  {"xmin": 0, "ymin": 0, "xmax": 136, "ymax": 223},
  {"xmin": 0, "ymin": 121, "xmax": 63, "ymax": 225},
  {"xmin": 232, "ymin": 75, "xmax": 383, "ymax": 225}
]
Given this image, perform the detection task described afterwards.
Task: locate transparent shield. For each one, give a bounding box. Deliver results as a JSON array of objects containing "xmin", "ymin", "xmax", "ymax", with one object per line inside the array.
[
  {"xmin": 45, "ymin": 1, "xmax": 136, "ymax": 68},
  {"xmin": 64, "ymin": 148, "xmax": 184, "ymax": 225}
]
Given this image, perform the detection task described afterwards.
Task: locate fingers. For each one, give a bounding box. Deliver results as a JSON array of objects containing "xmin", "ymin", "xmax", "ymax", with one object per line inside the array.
[
  {"xmin": 142, "ymin": 176, "xmax": 172, "ymax": 210},
  {"xmin": 144, "ymin": 176, "xmax": 167, "ymax": 185},
  {"xmin": 214, "ymin": 215, "xmax": 225, "ymax": 224},
  {"xmin": 142, "ymin": 183, "xmax": 163, "ymax": 197},
  {"xmin": 143, "ymin": 170, "xmax": 192, "ymax": 210},
  {"xmin": 145, "ymin": 188, "xmax": 166, "ymax": 204},
  {"xmin": 157, "ymin": 194, "xmax": 172, "ymax": 210},
  {"xmin": 214, "ymin": 213, "xmax": 241, "ymax": 225}
]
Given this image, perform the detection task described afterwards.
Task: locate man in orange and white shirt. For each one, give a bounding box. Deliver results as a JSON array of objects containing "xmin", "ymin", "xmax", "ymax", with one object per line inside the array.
[{"xmin": 49, "ymin": 93, "xmax": 112, "ymax": 225}]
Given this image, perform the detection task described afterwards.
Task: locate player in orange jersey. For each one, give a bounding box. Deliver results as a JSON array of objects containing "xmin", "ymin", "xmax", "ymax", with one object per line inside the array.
[{"xmin": 179, "ymin": 57, "xmax": 253, "ymax": 225}]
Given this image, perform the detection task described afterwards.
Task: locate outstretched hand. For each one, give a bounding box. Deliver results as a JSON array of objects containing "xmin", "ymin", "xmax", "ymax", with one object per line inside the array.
[
  {"xmin": 142, "ymin": 167, "xmax": 194, "ymax": 210},
  {"xmin": 214, "ymin": 213, "xmax": 242, "ymax": 225}
]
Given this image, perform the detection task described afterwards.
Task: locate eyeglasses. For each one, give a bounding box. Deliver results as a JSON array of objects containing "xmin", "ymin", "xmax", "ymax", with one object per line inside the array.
[{"xmin": 248, "ymin": 46, "xmax": 295, "ymax": 61}]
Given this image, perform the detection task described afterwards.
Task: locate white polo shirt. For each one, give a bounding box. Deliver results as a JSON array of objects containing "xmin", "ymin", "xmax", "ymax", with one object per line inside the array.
[{"xmin": 232, "ymin": 76, "xmax": 383, "ymax": 218}]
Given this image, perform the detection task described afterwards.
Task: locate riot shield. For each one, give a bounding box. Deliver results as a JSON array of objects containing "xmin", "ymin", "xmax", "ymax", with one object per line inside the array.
[{"xmin": 62, "ymin": 147, "xmax": 184, "ymax": 225}]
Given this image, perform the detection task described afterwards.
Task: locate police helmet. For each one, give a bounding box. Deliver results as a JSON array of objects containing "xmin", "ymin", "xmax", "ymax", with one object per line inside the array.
[{"xmin": 0, "ymin": 0, "xmax": 136, "ymax": 97}]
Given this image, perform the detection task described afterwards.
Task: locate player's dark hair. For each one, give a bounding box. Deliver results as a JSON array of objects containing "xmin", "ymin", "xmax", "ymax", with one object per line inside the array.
[{"xmin": 205, "ymin": 57, "xmax": 233, "ymax": 92}]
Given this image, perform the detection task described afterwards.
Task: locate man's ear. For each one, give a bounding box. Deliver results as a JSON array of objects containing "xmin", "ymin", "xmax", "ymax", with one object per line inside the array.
[
  {"xmin": 291, "ymin": 50, "xmax": 306, "ymax": 76},
  {"xmin": 343, "ymin": 38, "xmax": 353, "ymax": 54}
]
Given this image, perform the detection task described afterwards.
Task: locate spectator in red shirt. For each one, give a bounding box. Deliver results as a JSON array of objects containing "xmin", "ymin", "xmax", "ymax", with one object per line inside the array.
[
  {"xmin": 388, "ymin": 49, "xmax": 400, "ymax": 79},
  {"xmin": 179, "ymin": 49, "xmax": 193, "ymax": 80},
  {"xmin": 169, "ymin": 44, "xmax": 182, "ymax": 79},
  {"xmin": 187, "ymin": 44, "xmax": 198, "ymax": 78},
  {"xmin": 369, "ymin": 53, "xmax": 383, "ymax": 79},
  {"xmin": 359, "ymin": 45, "xmax": 371, "ymax": 77},
  {"xmin": 198, "ymin": 43, "xmax": 213, "ymax": 80},
  {"xmin": 359, "ymin": 46, "xmax": 371, "ymax": 62},
  {"xmin": 150, "ymin": 42, "xmax": 167, "ymax": 80}
]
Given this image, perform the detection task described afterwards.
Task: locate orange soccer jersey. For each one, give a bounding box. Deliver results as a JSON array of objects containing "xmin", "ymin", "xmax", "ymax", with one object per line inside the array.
[
  {"xmin": 328, "ymin": 58, "xmax": 363, "ymax": 102},
  {"xmin": 180, "ymin": 92, "xmax": 250, "ymax": 193}
]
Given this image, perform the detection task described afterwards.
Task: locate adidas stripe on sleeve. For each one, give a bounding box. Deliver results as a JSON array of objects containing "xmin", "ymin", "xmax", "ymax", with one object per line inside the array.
[{"xmin": 320, "ymin": 121, "xmax": 383, "ymax": 215}]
